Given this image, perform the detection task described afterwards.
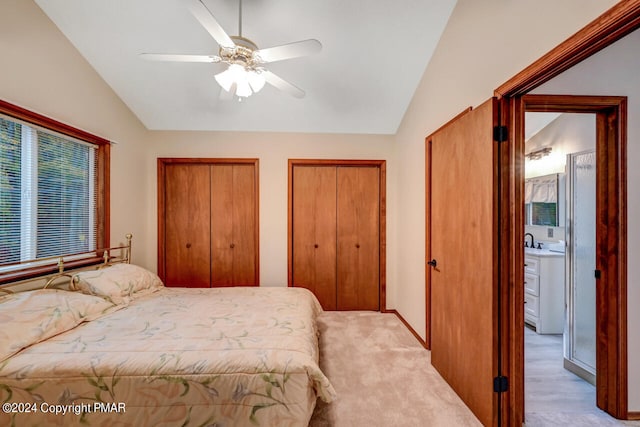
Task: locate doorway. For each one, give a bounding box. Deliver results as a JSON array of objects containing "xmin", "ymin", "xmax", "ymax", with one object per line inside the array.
[
  {"xmin": 523, "ymin": 111, "xmax": 600, "ymax": 421},
  {"xmin": 514, "ymin": 95, "xmax": 627, "ymax": 423}
]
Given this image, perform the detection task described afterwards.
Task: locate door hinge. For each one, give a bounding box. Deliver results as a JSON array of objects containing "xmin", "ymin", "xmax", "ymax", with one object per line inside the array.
[
  {"xmin": 595, "ymin": 269, "xmax": 602, "ymax": 279},
  {"xmin": 493, "ymin": 376, "xmax": 508, "ymax": 393},
  {"xmin": 493, "ymin": 125, "xmax": 508, "ymax": 142}
]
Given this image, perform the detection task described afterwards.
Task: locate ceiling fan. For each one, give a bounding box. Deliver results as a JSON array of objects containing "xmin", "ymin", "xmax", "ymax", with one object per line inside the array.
[{"xmin": 140, "ymin": 0, "xmax": 322, "ymax": 99}]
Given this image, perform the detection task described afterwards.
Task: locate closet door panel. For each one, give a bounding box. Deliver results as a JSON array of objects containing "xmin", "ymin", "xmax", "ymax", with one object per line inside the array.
[
  {"xmin": 336, "ymin": 167, "xmax": 379, "ymax": 310},
  {"xmin": 232, "ymin": 164, "xmax": 257, "ymax": 285},
  {"xmin": 356, "ymin": 167, "xmax": 380, "ymax": 310},
  {"xmin": 165, "ymin": 164, "xmax": 210, "ymax": 287},
  {"xmin": 292, "ymin": 166, "xmax": 317, "ymax": 301},
  {"xmin": 211, "ymin": 165, "xmax": 234, "ymax": 286},
  {"xmin": 292, "ymin": 166, "xmax": 337, "ymax": 310}
]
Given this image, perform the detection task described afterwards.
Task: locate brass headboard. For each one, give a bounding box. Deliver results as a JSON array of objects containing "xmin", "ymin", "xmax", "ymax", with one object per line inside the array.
[
  {"xmin": 0, "ymin": 234, "xmax": 133, "ymax": 292},
  {"xmin": 45, "ymin": 233, "xmax": 133, "ymax": 288}
]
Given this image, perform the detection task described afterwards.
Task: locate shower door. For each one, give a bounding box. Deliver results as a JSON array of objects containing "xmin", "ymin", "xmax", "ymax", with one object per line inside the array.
[{"xmin": 564, "ymin": 149, "xmax": 596, "ymax": 384}]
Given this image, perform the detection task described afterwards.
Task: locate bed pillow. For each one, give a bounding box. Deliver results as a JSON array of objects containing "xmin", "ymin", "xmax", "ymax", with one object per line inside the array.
[
  {"xmin": 0, "ymin": 289, "xmax": 117, "ymax": 362},
  {"xmin": 71, "ymin": 263, "xmax": 164, "ymax": 305}
]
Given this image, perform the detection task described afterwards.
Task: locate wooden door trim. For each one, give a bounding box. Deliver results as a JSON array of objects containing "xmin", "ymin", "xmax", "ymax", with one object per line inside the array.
[
  {"xmin": 496, "ymin": 1, "xmax": 640, "ymax": 97},
  {"xmin": 287, "ymin": 159, "xmax": 387, "ymax": 311},
  {"xmin": 157, "ymin": 158, "xmax": 259, "ymax": 285},
  {"xmin": 492, "ymin": 4, "xmax": 640, "ymax": 424},
  {"xmin": 504, "ymin": 95, "xmax": 627, "ymax": 424}
]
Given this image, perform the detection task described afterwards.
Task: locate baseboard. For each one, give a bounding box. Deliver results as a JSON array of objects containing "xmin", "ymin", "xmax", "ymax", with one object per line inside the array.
[
  {"xmin": 628, "ymin": 412, "xmax": 640, "ymax": 420},
  {"xmin": 383, "ymin": 309, "xmax": 427, "ymax": 349},
  {"xmin": 563, "ymin": 358, "xmax": 596, "ymax": 386}
]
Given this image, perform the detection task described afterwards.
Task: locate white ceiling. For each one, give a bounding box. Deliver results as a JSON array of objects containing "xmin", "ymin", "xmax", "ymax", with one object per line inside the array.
[
  {"xmin": 34, "ymin": 0, "xmax": 457, "ymax": 134},
  {"xmin": 524, "ymin": 112, "xmax": 562, "ymax": 142}
]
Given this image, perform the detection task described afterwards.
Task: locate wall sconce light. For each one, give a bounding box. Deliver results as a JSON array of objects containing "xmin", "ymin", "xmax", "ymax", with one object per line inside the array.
[{"xmin": 525, "ymin": 147, "xmax": 552, "ymax": 160}]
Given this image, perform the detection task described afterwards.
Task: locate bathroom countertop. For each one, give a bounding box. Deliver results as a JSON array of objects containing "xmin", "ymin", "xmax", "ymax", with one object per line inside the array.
[{"xmin": 524, "ymin": 247, "xmax": 565, "ymax": 257}]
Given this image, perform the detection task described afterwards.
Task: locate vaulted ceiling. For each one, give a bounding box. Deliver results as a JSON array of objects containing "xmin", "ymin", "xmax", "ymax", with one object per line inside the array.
[{"xmin": 35, "ymin": 0, "xmax": 457, "ymax": 134}]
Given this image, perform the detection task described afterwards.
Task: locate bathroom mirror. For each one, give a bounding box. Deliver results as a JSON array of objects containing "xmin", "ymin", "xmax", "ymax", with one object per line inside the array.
[{"xmin": 524, "ymin": 173, "xmax": 563, "ymax": 227}]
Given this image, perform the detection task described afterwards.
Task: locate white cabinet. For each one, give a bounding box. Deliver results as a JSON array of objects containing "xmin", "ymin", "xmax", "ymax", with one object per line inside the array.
[{"xmin": 524, "ymin": 251, "xmax": 564, "ymax": 334}]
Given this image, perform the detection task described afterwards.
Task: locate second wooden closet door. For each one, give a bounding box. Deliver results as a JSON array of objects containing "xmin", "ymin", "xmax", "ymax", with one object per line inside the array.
[
  {"xmin": 291, "ymin": 164, "xmax": 380, "ymax": 311},
  {"xmin": 336, "ymin": 166, "xmax": 380, "ymax": 310},
  {"xmin": 292, "ymin": 166, "xmax": 337, "ymax": 309}
]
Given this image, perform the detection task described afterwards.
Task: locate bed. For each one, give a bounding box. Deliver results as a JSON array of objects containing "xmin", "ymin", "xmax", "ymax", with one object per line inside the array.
[{"xmin": 0, "ymin": 250, "xmax": 335, "ymax": 426}]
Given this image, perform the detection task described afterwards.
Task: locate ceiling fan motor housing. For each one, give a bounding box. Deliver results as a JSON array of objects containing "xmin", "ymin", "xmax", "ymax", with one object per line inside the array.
[{"xmin": 219, "ymin": 36, "xmax": 262, "ymax": 69}]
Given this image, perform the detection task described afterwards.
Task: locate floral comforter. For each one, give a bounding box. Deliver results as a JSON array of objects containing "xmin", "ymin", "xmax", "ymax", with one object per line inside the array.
[{"xmin": 0, "ymin": 287, "xmax": 335, "ymax": 426}]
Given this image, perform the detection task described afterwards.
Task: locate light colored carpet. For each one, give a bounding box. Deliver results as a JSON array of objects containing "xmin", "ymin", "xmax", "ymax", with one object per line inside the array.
[{"xmin": 308, "ymin": 311, "xmax": 481, "ymax": 427}]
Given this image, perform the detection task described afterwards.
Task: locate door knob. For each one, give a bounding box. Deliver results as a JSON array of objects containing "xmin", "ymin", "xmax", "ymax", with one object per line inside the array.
[
  {"xmin": 427, "ymin": 259, "xmax": 437, "ymax": 267},
  {"xmin": 230, "ymin": 243, "xmax": 235, "ymax": 249},
  {"xmin": 186, "ymin": 243, "xmax": 192, "ymax": 249}
]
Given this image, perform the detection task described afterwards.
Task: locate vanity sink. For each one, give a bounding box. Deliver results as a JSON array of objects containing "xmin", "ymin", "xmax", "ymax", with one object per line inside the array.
[{"xmin": 525, "ymin": 247, "xmax": 563, "ymax": 257}]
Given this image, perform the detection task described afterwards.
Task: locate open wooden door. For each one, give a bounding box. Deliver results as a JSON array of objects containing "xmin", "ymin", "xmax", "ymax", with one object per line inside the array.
[{"xmin": 427, "ymin": 98, "xmax": 503, "ymax": 426}]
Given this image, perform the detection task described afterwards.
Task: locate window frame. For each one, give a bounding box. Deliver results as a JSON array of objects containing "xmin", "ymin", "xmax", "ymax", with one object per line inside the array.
[{"xmin": 0, "ymin": 99, "xmax": 110, "ymax": 284}]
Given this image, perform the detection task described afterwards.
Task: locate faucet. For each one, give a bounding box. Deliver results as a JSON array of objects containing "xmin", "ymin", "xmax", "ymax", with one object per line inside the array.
[{"xmin": 524, "ymin": 233, "xmax": 535, "ymax": 248}]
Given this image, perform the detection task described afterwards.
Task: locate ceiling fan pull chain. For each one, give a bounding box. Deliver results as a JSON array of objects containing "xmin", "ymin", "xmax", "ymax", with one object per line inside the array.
[{"xmin": 238, "ymin": 0, "xmax": 243, "ymax": 37}]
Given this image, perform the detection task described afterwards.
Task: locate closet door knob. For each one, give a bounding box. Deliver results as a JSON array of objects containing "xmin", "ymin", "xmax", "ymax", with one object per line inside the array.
[
  {"xmin": 355, "ymin": 244, "xmax": 360, "ymax": 248},
  {"xmin": 314, "ymin": 244, "xmax": 319, "ymax": 248},
  {"xmin": 230, "ymin": 243, "xmax": 235, "ymax": 249},
  {"xmin": 186, "ymin": 243, "xmax": 192, "ymax": 249}
]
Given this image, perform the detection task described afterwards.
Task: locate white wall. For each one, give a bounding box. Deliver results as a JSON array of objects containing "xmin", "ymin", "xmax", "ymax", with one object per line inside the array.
[
  {"xmin": 393, "ymin": 0, "xmax": 617, "ymax": 340},
  {"xmin": 531, "ymin": 27, "xmax": 640, "ymax": 411}
]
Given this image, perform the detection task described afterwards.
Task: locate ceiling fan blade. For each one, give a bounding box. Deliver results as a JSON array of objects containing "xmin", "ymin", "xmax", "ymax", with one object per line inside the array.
[
  {"xmin": 187, "ymin": 0, "xmax": 235, "ymax": 48},
  {"xmin": 262, "ymin": 70, "xmax": 305, "ymax": 98},
  {"xmin": 139, "ymin": 53, "xmax": 221, "ymax": 63},
  {"xmin": 254, "ymin": 39, "xmax": 322, "ymax": 63}
]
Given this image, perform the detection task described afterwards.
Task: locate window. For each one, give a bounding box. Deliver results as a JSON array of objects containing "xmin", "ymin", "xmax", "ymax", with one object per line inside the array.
[
  {"xmin": 524, "ymin": 202, "xmax": 558, "ymax": 227},
  {"xmin": 0, "ymin": 100, "xmax": 109, "ymax": 283},
  {"xmin": 524, "ymin": 174, "xmax": 559, "ymax": 227}
]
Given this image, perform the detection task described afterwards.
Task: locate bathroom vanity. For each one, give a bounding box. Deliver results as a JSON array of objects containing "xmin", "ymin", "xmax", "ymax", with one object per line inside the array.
[{"xmin": 524, "ymin": 248, "xmax": 565, "ymax": 334}]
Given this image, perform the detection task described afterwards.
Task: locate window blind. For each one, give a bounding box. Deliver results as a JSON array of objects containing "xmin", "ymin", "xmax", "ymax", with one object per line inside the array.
[
  {"xmin": 0, "ymin": 117, "xmax": 21, "ymax": 264},
  {"xmin": 0, "ymin": 114, "xmax": 97, "ymax": 266}
]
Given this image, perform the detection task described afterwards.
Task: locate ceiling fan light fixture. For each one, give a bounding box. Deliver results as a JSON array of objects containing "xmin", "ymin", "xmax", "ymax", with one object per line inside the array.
[
  {"xmin": 215, "ymin": 64, "xmax": 264, "ymax": 98},
  {"xmin": 215, "ymin": 63, "xmax": 247, "ymax": 92},
  {"xmin": 214, "ymin": 68, "xmax": 233, "ymax": 92},
  {"xmin": 235, "ymin": 77, "xmax": 252, "ymax": 98}
]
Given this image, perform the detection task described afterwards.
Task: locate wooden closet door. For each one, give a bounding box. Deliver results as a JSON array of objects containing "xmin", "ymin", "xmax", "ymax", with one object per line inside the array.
[
  {"xmin": 231, "ymin": 164, "xmax": 257, "ymax": 285},
  {"xmin": 164, "ymin": 164, "xmax": 210, "ymax": 287},
  {"xmin": 211, "ymin": 164, "xmax": 257, "ymax": 286},
  {"xmin": 336, "ymin": 166, "xmax": 380, "ymax": 310},
  {"xmin": 292, "ymin": 166, "xmax": 337, "ymax": 310},
  {"xmin": 211, "ymin": 165, "xmax": 233, "ymax": 286}
]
